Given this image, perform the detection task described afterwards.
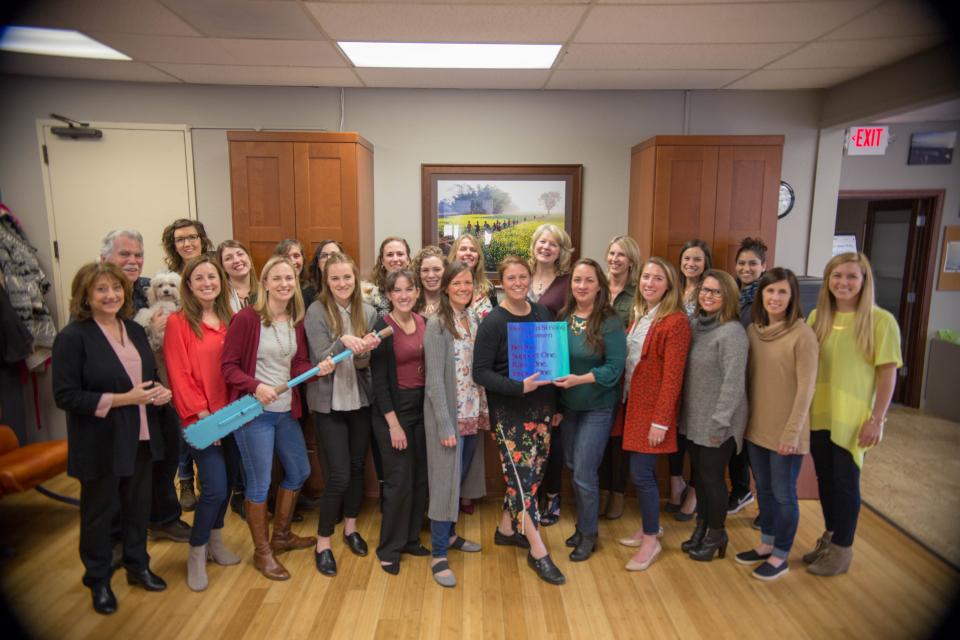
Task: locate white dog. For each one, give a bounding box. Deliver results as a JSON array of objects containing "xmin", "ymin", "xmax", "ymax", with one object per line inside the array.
[{"xmin": 134, "ymin": 270, "xmax": 181, "ymax": 351}]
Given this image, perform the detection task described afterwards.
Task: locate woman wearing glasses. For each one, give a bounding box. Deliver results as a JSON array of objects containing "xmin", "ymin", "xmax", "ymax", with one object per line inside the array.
[{"xmin": 161, "ymin": 219, "xmax": 213, "ymax": 275}]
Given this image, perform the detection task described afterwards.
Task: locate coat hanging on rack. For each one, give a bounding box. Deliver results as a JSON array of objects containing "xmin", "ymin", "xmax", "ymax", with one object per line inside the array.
[{"xmin": 0, "ymin": 204, "xmax": 57, "ymax": 351}]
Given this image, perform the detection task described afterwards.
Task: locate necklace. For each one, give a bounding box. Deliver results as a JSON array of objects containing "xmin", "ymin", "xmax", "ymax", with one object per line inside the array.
[
  {"xmin": 270, "ymin": 319, "xmax": 293, "ymax": 357},
  {"xmin": 570, "ymin": 315, "xmax": 588, "ymax": 336}
]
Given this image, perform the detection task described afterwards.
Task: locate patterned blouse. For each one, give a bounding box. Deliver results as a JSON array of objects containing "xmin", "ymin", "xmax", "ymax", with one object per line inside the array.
[{"xmin": 452, "ymin": 308, "xmax": 489, "ymax": 435}]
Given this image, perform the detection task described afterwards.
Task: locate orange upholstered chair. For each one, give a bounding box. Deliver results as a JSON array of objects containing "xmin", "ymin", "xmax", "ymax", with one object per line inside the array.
[{"xmin": 0, "ymin": 424, "xmax": 70, "ymax": 501}]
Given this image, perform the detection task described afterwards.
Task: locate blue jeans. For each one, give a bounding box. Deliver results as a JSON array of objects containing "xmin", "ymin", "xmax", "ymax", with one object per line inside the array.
[
  {"xmin": 189, "ymin": 435, "xmax": 240, "ymax": 546},
  {"xmin": 747, "ymin": 441, "xmax": 803, "ymax": 559},
  {"xmin": 233, "ymin": 410, "xmax": 310, "ymax": 503},
  {"xmin": 430, "ymin": 520, "xmax": 458, "ymax": 558},
  {"xmin": 461, "ymin": 433, "xmax": 478, "ymax": 483},
  {"xmin": 629, "ymin": 452, "xmax": 661, "ymax": 535},
  {"xmin": 561, "ymin": 408, "xmax": 614, "ymax": 535}
]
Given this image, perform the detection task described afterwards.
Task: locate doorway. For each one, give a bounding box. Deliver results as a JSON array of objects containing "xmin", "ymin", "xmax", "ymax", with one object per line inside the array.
[{"xmin": 834, "ymin": 190, "xmax": 944, "ymax": 407}]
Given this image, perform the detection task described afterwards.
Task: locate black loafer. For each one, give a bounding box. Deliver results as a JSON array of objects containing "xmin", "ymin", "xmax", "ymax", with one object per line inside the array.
[
  {"xmin": 343, "ymin": 532, "xmax": 368, "ymax": 557},
  {"xmin": 494, "ymin": 528, "xmax": 530, "ymax": 549},
  {"xmin": 526, "ymin": 552, "xmax": 565, "ymax": 585},
  {"xmin": 90, "ymin": 583, "xmax": 117, "ymax": 615},
  {"xmin": 565, "ymin": 529, "xmax": 582, "ymax": 548},
  {"xmin": 315, "ymin": 549, "xmax": 337, "ymax": 576},
  {"xmin": 126, "ymin": 568, "xmax": 167, "ymax": 591},
  {"xmin": 380, "ymin": 561, "xmax": 400, "ymax": 575},
  {"xmin": 402, "ymin": 542, "xmax": 431, "ymax": 556}
]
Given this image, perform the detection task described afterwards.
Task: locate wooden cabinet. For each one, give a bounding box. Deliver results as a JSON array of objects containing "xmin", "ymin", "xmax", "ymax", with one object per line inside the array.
[
  {"xmin": 628, "ymin": 135, "xmax": 783, "ymax": 273},
  {"xmin": 228, "ymin": 131, "xmax": 375, "ymax": 272}
]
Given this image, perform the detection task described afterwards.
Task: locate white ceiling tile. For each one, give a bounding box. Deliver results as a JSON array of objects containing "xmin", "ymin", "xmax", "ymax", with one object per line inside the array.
[
  {"xmin": 559, "ymin": 43, "xmax": 798, "ymax": 70},
  {"xmin": 822, "ymin": 0, "xmax": 946, "ymax": 40},
  {"xmin": 0, "ymin": 52, "xmax": 180, "ymax": 82},
  {"xmin": 304, "ymin": 2, "xmax": 586, "ymax": 43},
  {"xmin": 356, "ymin": 68, "xmax": 550, "ymax": 89},
  {"xmin": 160, "ymin": 0, "xmax": 324, "ymax": 39},
  {"xmin": 769, "ymin": 35, "xmax": 943, "ymax": 69},
  {"xmin": 153, "ymin": 63, "xmax": 361, "ymax": 86},
  {"xmin": 726, "ymin": 67, "xmax": 870, "ymax": 89},
  {"xmin": 13, "ymin": 0, "xmax": 201, "ymax": 36},
  {"xmin": 575, "ymin": 2, "xmax": 876, "ymax": 44},
  {"xmin": 85, "ymin": 33, "xmax": 237, "ymax": 64},
  {"xmin": 217, "ymin": 39, "xmax": 347, "ymax": 67},
  {"xmin": 547, "ymin": 69, "xmax": 746, "ymax": 90}
]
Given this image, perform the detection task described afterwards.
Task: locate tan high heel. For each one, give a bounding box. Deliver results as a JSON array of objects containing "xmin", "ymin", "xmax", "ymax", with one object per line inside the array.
[
  {"xmin": 625, "ymin": 542, "xmax": 661, "ymax": 571},
  {"xmin": 618, "ymin": 526, "xmax": 664, "ymax": 547}
]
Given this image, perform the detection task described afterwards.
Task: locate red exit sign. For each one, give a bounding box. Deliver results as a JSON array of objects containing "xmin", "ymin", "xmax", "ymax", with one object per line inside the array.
[{"xmin": 846, "ymin": 126, "xmax": 889, "ymax": 156}]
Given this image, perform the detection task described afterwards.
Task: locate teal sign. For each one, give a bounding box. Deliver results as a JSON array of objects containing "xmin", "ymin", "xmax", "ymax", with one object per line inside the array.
[{"xmin": 507, "ymin": 322, "xmax": 570, "ymax": 381}]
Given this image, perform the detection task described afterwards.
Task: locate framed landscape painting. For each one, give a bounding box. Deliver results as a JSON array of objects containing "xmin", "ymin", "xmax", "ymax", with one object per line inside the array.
[{"xmin": 421, "ymin": 164, "xmax": 583, "ymax": 278}]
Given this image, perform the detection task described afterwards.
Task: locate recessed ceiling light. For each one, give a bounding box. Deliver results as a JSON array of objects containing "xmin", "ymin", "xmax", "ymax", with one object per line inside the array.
[
  {"xmin": 0, "ymin": 26, "xmax": 131, "ymax": 60},
  {"xmin": 338, "ymin": 42, "xmax": 560, "ymax": 69}
]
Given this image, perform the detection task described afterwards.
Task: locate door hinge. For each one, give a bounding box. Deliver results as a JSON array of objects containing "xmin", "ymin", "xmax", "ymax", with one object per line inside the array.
[
  {"xmin": 906, "ymin": 291, "xmax": 916, "ymax": 304},
  {"xmin": 916, "ymin": 215, "xmax": 926, "ymax": 227},
  {"xmin": 53, "ymin": 240, "xmax": 59, "ymax": 260},
  {"xmin": 42, "ymin": 144, "xmax": 49, "ymax": 164}
]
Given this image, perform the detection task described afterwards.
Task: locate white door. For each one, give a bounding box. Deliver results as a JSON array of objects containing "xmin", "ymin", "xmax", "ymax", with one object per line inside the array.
[{"xmin": 39, "ymin": 122, "xmax": 196, "ymax": 325}]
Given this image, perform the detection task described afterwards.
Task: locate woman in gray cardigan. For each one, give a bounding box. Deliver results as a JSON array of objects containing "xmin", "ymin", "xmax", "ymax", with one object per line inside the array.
[
  {"xmin": 304, "ymin": 253, "xmax": 381, "ymax": 577},
  {"xmin": 423, "ymin": 262, "xmax": 485, "ymax": 587},
  {"xmin": 679, "ymin": 269, "xmax": 749, "ymax": 562}
]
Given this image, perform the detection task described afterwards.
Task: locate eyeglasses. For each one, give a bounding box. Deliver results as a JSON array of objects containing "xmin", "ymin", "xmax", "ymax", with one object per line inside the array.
[
  {"xmin": 174, "ymin": 234, "xmax": 200, "ymax": 245},
  {"xmin": 700, "ymin": 287, "xmax": 723, "ymax": 298}
]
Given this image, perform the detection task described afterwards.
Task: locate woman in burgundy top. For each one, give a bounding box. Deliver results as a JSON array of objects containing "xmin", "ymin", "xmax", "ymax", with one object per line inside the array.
[{"xmin": 370, "ymin": 268, "xmax": 429, "ymax": 574}]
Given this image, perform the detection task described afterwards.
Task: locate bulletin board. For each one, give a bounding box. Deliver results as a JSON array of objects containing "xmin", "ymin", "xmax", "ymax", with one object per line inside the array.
[{"xmin": 939, "ymin": 225, "xmax": 960, "ymax": 291}]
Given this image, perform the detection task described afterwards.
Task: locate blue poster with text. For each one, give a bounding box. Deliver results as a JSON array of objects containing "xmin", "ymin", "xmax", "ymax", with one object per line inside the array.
[{"xmin": 507, "ymin": 322, "xmax": 570, "ymax": 381}]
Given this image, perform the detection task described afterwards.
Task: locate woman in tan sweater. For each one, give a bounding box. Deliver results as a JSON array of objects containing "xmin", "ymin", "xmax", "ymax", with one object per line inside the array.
[{"xmin": 737, "ymin": 268, "xmax": 818, "ymax": 581}]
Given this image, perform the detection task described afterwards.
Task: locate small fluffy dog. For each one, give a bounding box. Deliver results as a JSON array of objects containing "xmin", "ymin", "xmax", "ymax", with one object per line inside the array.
[{"xmin": 134, "ymin": 270, "xmax": 181, "ymax": 351}]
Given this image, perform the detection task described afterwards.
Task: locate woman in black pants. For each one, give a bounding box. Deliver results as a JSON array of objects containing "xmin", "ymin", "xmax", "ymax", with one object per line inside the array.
[
  {"xmin": 304, "ymin": 253, "xmax": 381, "ymax": 576},
  {"xmin": 371, "ymin": 269, "xmax": 430, "ymax": 574}
]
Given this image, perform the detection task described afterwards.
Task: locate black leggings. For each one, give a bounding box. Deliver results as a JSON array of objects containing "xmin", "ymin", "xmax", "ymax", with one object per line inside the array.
[
  {"xmin": 668, "ymin": 433, "xmax": 694, "ymax": 488},
  {"xmin": 688, "ymin": 438, "xmax": 736, "ymax": 530},
  {"xmin": 314, "ymin": 407, "xmax": 371, "ymax": 537},
  {"xmin": 809, "ymin": 430, "xmax": 861, "ymax": 547}
]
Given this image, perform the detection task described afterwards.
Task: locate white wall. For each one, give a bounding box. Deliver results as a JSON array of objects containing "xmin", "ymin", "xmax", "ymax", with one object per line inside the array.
[
  {"xmin": 838, "ymin": 119, "xmax": 960, "ymax": 404},
  {"xmin": 0, "ymin": 73, "xmax": 825, "ymax": 438}
]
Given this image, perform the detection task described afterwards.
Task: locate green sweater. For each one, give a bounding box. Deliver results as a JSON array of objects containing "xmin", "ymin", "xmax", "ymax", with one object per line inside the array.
[{"xmin": 560, "ymin": 314, "xmax": 626, "ymax": 411}]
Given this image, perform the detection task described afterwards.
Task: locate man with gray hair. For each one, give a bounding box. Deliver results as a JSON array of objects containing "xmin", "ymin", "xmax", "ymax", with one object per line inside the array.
[{"xmin": 99, "ymin": 229, "xmax": 191, "ymax": 545}]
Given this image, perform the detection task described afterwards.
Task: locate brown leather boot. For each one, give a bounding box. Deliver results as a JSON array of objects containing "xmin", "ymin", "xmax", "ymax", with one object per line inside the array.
[
  {"xmin": 270, "ymin": 488, "xmax": 317, "ymax": 553},
  {"xmin": 245, "ymin": 501, "xmax": 289, "ymax": 581}
]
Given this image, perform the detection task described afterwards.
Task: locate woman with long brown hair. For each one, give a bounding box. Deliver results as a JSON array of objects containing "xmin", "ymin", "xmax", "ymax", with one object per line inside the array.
[
  {"xmin": 364, "ymin": 237, "xmax": 412, "ymax": 318},
  {"xmin": 161, "ymin": 218, "xmax": 213, "ymax": 274},
  {"xmin": 412, "ymin": 245, "xmax": 447, "ymax": 317}
]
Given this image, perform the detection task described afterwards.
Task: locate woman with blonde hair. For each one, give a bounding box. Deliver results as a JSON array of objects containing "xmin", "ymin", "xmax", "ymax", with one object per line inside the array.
[
  {"xmin": 804, "ymin": 253, "xmax": 901, "ymax": 576},
  {"xmin": 620, "ymin": 257, "xmax": 691, "ymax": 571},
  {"xmin": 527, "ymin": 223, "xmax": 574, "ymax": 525},
  {"xmin": 364, "ymin": 237, "xmax": 412, "ymax": 318},
  {"xmin": 599, "ymin": 234, "xmax": 641, "ymax": 519},
  {"xmin": 222, "ymin": 256, "xmax": 333, "ymax": 581},
  {"xmin": 412, "ymin": 246, "xmax": 447, "ymax": 317},
  {"xmin": 447, "ymin": 233, "xmax": 498, "ymax": 320}
]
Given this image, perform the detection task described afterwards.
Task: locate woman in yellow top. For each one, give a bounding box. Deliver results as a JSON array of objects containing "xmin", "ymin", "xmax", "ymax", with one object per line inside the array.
[{"xmin": 805, "ymin": 252, "xmax": 901, "ymax": 576}]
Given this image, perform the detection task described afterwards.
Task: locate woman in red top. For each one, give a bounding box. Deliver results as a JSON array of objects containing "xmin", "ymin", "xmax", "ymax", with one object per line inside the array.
[
  {"xmin": 163, "ymin": 255, "xmax": 240, "ymax": 591},
  {"xmin": 620, "ymin": 257, "xmax": 691, "ymax": 571}
]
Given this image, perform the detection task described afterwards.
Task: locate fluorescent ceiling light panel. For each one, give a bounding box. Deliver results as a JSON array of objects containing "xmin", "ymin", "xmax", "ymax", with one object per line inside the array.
[
  {"xmin": 339, "ymin": 42, "xmax": 560, "ymax": 69},
  {"xmin": 0, "ymin": 26, "xmax": 131, "ymax": 60}
]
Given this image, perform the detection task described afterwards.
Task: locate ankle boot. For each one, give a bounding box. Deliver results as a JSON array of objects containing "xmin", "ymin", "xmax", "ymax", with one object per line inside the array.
[
  {"xmin": 681, "ymin": 519, "xmax": 708, "ymax": 553},
  {"xmin": 605, "ymin": 492, "xmax": 625, "ymax": 520},
  {"xmin": 207, "ymin": 528, "xmax": 240, "ymax": 565},
  {"xmin": 688, "ymin": 528, "xmax": 728, "ymax": 562},
  {"xmin": 245, "ymin": 501, "xmax": 289, "ymax": 581},
  {"xmin": 179, "ymin": 478, "xmax": 198, "ymax": 512},
  {"xmin": 807, "ymin": 542, "xmax": 852, "ymax": 577},
  {"xmin": 270, "ymin": 488, "xmax": 317, "ymax": 553},
  {"xmin": 186, "ymin": 544, "xmax": 208, "ymax": 592},
  {"xmin": 802, "ymin": 531, "xmax": 833, "ymax": 564},
  {"xmin": 569, "ymin": 532, "xmax": 598, "ymax": 562}
]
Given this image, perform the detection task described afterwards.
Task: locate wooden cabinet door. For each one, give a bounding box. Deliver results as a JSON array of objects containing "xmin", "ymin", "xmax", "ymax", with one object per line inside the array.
[
  {"xmin": 653, "ymin": 146, "xmax": 718, "ymax": 265},
  {"xmin": 294, "ymin": 142, "xmax": 359, "ymax": 264},
  {"xmin": 714, "ymin": 145, "xmax": 782, "ymax": 272},
  {"xmin": 229, "ymin": 141, "xmax": 296, "ymax": 271}
]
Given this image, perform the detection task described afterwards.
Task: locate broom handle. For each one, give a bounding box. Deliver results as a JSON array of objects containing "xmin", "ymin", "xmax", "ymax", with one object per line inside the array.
[{"xmin": 273, "ymin": 326, "xmax": 394, "ymax": 395}]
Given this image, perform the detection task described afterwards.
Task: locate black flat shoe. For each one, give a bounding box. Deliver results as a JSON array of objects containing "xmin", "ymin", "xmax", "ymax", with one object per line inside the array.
[
  {"xmin": 565, "ymin": 529, "xmax": 582, "ymax": 549},
  {"xmin": 315, "ymin": 549, "xmax": 337, "ymax": 576},
  {"xmin": 344, "ymin": 532, "xmax": 369, "ymax": 557},
  {"xmin": 380, "ymin": 561, "xmax": 400, "ymax": 575},
  {"xmin": 402, "ymin": 542, "xmax": 431, "ymax": 556},
  {"xmin": 126, "ymin": 568, "xmax": 166, "ymax": 591},
  {"xmin": 494, "ymin": 528, "xmax": 530, "ymax": 549},
  {"xmin": 90, "ymin": 583, "xmax": 117, "ymax": 615},
  {"xmin": 526, "ymin": 552, "xmax": 565, "ymax": 585}
]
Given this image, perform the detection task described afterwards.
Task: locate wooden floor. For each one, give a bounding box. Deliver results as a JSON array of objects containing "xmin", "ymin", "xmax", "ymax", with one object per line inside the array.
[{"xmin": 1, "ymin": 474, "xmax": 957, "ymax": 640}]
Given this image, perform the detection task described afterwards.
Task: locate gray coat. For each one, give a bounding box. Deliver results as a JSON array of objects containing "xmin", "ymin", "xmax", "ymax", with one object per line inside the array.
[
  {"xmin": 423, "ymin": 315, "xmax": 464, "ymax": 522},
  {"xmin": 679, "ymin": 313, "xmax": 749, "ymax": 452},
  {"xmin": 303, "ymin": 300, "xmax": 377, "ymax": 414}
]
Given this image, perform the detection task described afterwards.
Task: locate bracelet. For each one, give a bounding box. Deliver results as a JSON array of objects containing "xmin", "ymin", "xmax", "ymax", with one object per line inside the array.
[{"xmin": 867, "ymin": 414, "xmax": 887, "ymax": 428}]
